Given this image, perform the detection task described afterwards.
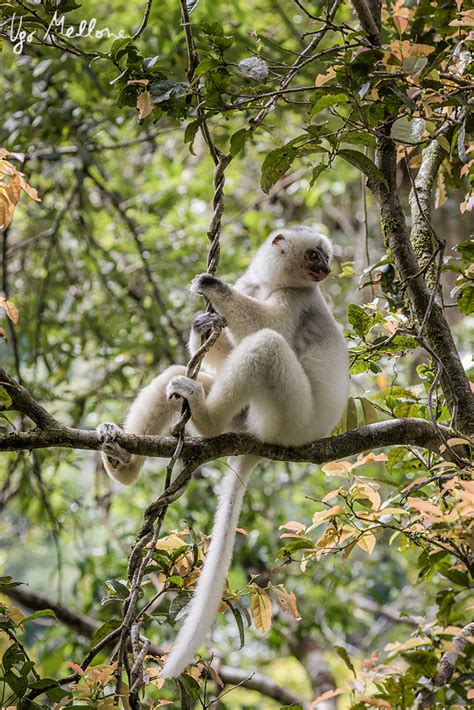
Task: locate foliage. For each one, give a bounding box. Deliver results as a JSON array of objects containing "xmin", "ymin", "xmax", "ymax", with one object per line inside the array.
[{"xmin": 0, "ymin": 0, "xmax": 472, "ymax": 709}]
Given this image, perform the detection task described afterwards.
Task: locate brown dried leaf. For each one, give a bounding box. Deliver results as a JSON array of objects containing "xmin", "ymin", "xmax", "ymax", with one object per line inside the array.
[
  {"xmin": 271, "ymin": 585, "xmax": 302, "ymax": 621},
  {"xmin": 137, "ymin": 90, "xmax": 154, "ymax": 120},
  {"xmin": 0, "ymin": 297, "xmax": 19, "ymax": 324}
]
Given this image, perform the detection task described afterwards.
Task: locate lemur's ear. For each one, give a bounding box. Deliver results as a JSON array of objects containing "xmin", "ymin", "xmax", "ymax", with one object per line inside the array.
[{"xmin": 271, "ymin": 234, "xmax": 286, "ymax": 251}]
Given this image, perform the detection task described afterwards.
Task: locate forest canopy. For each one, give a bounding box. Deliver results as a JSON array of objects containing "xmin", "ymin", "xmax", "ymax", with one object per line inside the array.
[{"xmin": 0, "ymin": 1, "xmax": 473, "ymax": 708}]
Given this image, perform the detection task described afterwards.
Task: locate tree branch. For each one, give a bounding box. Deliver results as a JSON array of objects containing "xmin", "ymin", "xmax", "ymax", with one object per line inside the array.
[
  {"xmin": 351, "ymin": 0, "xmax": 474, "ymax": 435},
  {"xmin": 351, "ymin": 0, "xmax": 381, "ymax": 45},
  {"xmin": 0, "ymin": 367, "xmax": 455, "ymax": 465},
  {"xmin": 373, "ymin": 132, "xmax": 474, "ymax": 434},
  {"xmin": 0, "ymin": 368, "xmax": 58, "ymax": 429},
  {"xmin": 2, "ymin": 585, "xmax": 306, "ymax": 708},
  {"xmin": 434, "ymin": 622, "xmax": 474, "ymax": 686}
]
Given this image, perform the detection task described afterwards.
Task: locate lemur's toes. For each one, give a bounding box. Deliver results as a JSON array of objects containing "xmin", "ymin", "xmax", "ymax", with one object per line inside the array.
[
  {"xmin": 96, "ymin": 423, "xmax": 131, "ymax": 465},
  {"xmin": 192, "ymin": 312, "xmax": 227, "ymax": 333},
  {"xmin": 166, "ymin": 376, "xmax": 198, "ymax": 401}
]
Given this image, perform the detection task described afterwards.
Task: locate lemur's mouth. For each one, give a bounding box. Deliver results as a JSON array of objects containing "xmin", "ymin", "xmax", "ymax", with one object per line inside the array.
[{"xmin": 309, "ymin": 269, "xmax": 330, "ymax": 282}]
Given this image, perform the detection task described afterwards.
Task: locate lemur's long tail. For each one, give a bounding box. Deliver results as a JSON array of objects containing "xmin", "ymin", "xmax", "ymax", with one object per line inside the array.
[{"xmin": 161, "ymin": 454, "xmax": 260, "ymax": 678}]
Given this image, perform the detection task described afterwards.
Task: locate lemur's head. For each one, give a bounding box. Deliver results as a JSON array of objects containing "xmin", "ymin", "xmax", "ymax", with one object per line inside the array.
[{"xmin": 250, "ymin": 226, "xmax": 333, "ymax": 288}]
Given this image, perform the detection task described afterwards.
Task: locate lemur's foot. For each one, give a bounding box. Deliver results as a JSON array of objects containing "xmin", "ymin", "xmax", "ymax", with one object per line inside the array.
[
  {"xmin": 96, "ymin": 422, "xmax": 131, "ymax": 468},
  {"xmin": 166, "ymin": 376, "xmax": 200, "ymax": 401},
  {"xmin": 192, "ymin": 312, "xmax": 227, "ymax": 333}
]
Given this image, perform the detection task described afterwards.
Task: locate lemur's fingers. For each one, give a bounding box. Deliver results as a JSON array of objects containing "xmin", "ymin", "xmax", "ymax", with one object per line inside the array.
[
  {"xmin": 192, "ymin": 312, "xmax": 227, "ymax": 333},
  {"xmin": 96, "ymin": 423, "xmax": 131, "ymax": 466},
  {"xmin": 166, "ymin": 376, "xmax": 199, "ymax": 401},
  {"xmin": 190, "ymin": 273, "xmax": 229, "ymax": 296}
]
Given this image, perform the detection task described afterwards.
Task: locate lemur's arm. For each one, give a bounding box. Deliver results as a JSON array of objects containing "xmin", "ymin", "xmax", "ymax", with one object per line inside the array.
[{"xmin": 190, "ymin": 274, "xmax": 277, "ymax": 343}]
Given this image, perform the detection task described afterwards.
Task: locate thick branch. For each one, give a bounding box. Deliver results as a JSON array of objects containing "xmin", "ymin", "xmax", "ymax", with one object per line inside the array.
[
  {"xmin": 374, "ymin": 135, "xmax": 474, "ymax": 434},
  {"xmin": 434, "ymin": 622, "xmax": 474, "ymax": 686},
  {"xmin": 351, "ymin": 0, "xmax": 381, "ymax": 45},
  {"xmin": 0, "ymin": 368, "xmax": 58, "ymax": 429},
  {"xmin": 3, "ymin": 585, "xmax": 306, "ymax": 707},
  {"xmin": 0, "ymin": 418, "xmax": 452, "ymax": 464}
]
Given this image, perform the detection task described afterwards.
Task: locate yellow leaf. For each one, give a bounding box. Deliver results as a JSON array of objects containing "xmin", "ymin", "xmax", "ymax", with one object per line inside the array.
[
  {"xmin": 359, "ymin": 696, "xmax": 392, "ymax": 708},
  {"xmin": 137, "ymin": 90, "xmax": 154, "ymax": 120},
  {"xmin": 407, "ymin": 497, "xmax": 441, "ymax": 517},
  {"xmin": 322, "ymin": 488, "xmax": 341, "ymax": 503},
  {"xmin": 315, "ymin": 67, "xmax": 336, "ymax": 87},
  {"xmin": 310, "ymin": 505, "xmax": 344, "ymax": 528},
  {"xmin": 18, "ymin": 174, "xmax": 41, "ymax": 202},
  {"xmin": 322, "ymin": 460, "xmax": 353, "ymax": 477},
  {"xmin": 352, "ymin": 482, "xmax": 381, "ymax": 510},
  {"xmin": 0, "ymin": 191, "xmax": 15, "ymax": 229},
  {"xmin": 279, "ymin": 520, "xmax": 306, "ymax": 533},
  {"xmin": 356, "ymin": 531, "xmax": 376, "ymax": 554},
  {"xmin": 0, "ymin": 297, "xmax": 19, "ymax": 324},
  {"xmin": 155, "ymin": 533, "xmax": 186, "ymax": 551},
  {"xmin": 250, "ymin": 587, "xmax": 272, "ymax": 633},
  {"xmin": 435, "ymin": 172, "xmax": 447, "ymax": 209},
  {"xmin": 374, "ymin": 507, "xmax": 408, "ymax": 517},
  {"xmin": 310, "ymin": 688, "xmax": 344, "ymax": 707},
  {"xmin": 385, "ymin": 636, "xmax": 431, "ymax": 653}
]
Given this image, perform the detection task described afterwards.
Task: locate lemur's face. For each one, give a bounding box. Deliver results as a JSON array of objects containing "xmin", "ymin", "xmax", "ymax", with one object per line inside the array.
[{"xmin": 270, "ymin": 228, "xmax": 333, "ymax": 286}]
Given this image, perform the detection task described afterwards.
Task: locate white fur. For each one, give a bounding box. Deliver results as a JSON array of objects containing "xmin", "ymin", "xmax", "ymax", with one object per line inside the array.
[
  {"xmin": 161, "ymin": 454, "xmax": 259, "ymax": 678},
  {"xmin": 97, "ymin": 226, "xmax": 349, "ymax": 676}
]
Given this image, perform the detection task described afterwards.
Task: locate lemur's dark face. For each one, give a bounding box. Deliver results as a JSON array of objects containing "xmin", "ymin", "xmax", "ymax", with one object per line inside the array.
[{"xmin": 305, "ymin": 247, "xmax": 331, "ymax": 281}]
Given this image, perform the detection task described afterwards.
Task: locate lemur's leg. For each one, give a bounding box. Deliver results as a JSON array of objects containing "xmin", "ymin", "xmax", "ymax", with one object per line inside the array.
[
  {"xmin": 167, "ymin": 329, "xmax": 314, "ymax": 445},
  {"xmin": 98, "ymin": 365, "xmax": 214, "ymax": 485}
]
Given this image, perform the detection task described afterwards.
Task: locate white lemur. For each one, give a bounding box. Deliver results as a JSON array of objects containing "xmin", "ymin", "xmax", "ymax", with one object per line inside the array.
[{"xmin": 98, "ymin": 226, "xmax": 349, "ymax": 678}]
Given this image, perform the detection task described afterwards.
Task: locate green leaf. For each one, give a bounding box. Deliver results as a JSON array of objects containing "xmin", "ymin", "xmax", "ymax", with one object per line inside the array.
[
  {"xmin": 342, "ymin": 396, "xmax": 358, "ymax": 430},
  {"xmin": 310, "ymin": 92, "xmax": 348, "ymax": 116},
  {"xmin": 458, "ymin": 284, "xmax": 474, "ymax": 315},
  {"xmin": 402, "ymin": 650, "xmax": 437, "ymax": 676},
  {"xmin": 0, "ymin": 385, "xmax": 12, "ymax": 408},
  {"xmin": 261, "ymin": 145, "xmax": 297, "ymax": 193},
  {"xmin": 278, "ymin": 538, "xmax": 313, "ymax": 558},
  {"xmin": 309, "ymin": 163, "xmax": 327, "ymax": 187},
  {"xmin": 338, "ymin": 149, "xmax": 387, "ymax": 188},
  {"xmin": 3, "ymin": 643, "xmax": 24, "ymax": 671},
  {"xmin": 168, "ymin": 591, "xmax": 193, "ymax": 622},
  {"xmin": 347, "ymin": 303, "xmax": 372, "ymax": 339},
  {"xmin": 110, "ymin": 37, "xmax": 133, "ymax": 61},
  {"xmin": 334, "ymin": 645, "xmax": 356, "ymax": 676},
  {"xmin": 179, "ymin": 673, "xmax": 201, "ymax": 698},
  {"xmin": 192, "ymin": 57, "xmax": 221, "ymax": 83},
  {"xmin": 227, "ymin": 602, "xmax": 245, "ymax": 648},
  {"xmin": 184, "ymin": 120, "xmax": 199, "ymax": 155},
  {"xmin": 149, "ymin": 80, "xmax": 188, "ymax": 103},
  {"xmin": 167, "ymin": 575, "xmax": 184, "ymax": 588},
  {"xmin": 90, "ymin": 619, "xmax": 121, "ymax": 647},
  {"xmin": 360, "ymin": 397, "xmax": 378, "ymax": 425},
  {"xmin": 457, "ymin": 240, "xmax": 474, "ymax": 262},
  {"xmin": 22, "ymin": 609, "xmax": 57, "ymax": 624},
  {"xmin": 105, "ymin": 579, "xmax": 129, "ymax": 598},
  {"xmin": 230, "ymin": 128, "xmax": 250, "ymax": 157},
  {"xmin": 341, "ymin": 129, "xmax": 376, "ymax": 148},
  {"xmin": 390, "ymin": 117, "xmax": 426, "ymax": 145},
  {"xmin": 0, "ymin": 576, "xmax": 20, "ymax": 591}
]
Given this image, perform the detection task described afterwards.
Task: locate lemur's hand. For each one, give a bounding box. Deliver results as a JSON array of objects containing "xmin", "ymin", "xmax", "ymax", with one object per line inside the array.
[
  {"xmin": 97, "ymin": 422, "xmax": 131, "ymax": 468},
  {"xmin": 190, "ymin": 273, "xmax": 230, "ymax": 296},
  {"xmin": 192, "ymin": 312, "xmax": 227, "ymax": 333}
]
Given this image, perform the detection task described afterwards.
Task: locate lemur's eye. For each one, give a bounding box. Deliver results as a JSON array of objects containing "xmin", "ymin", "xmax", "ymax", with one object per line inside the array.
[{"xmin": 307, "ymin": 249, "xmax": 319, "ymax": 259}]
